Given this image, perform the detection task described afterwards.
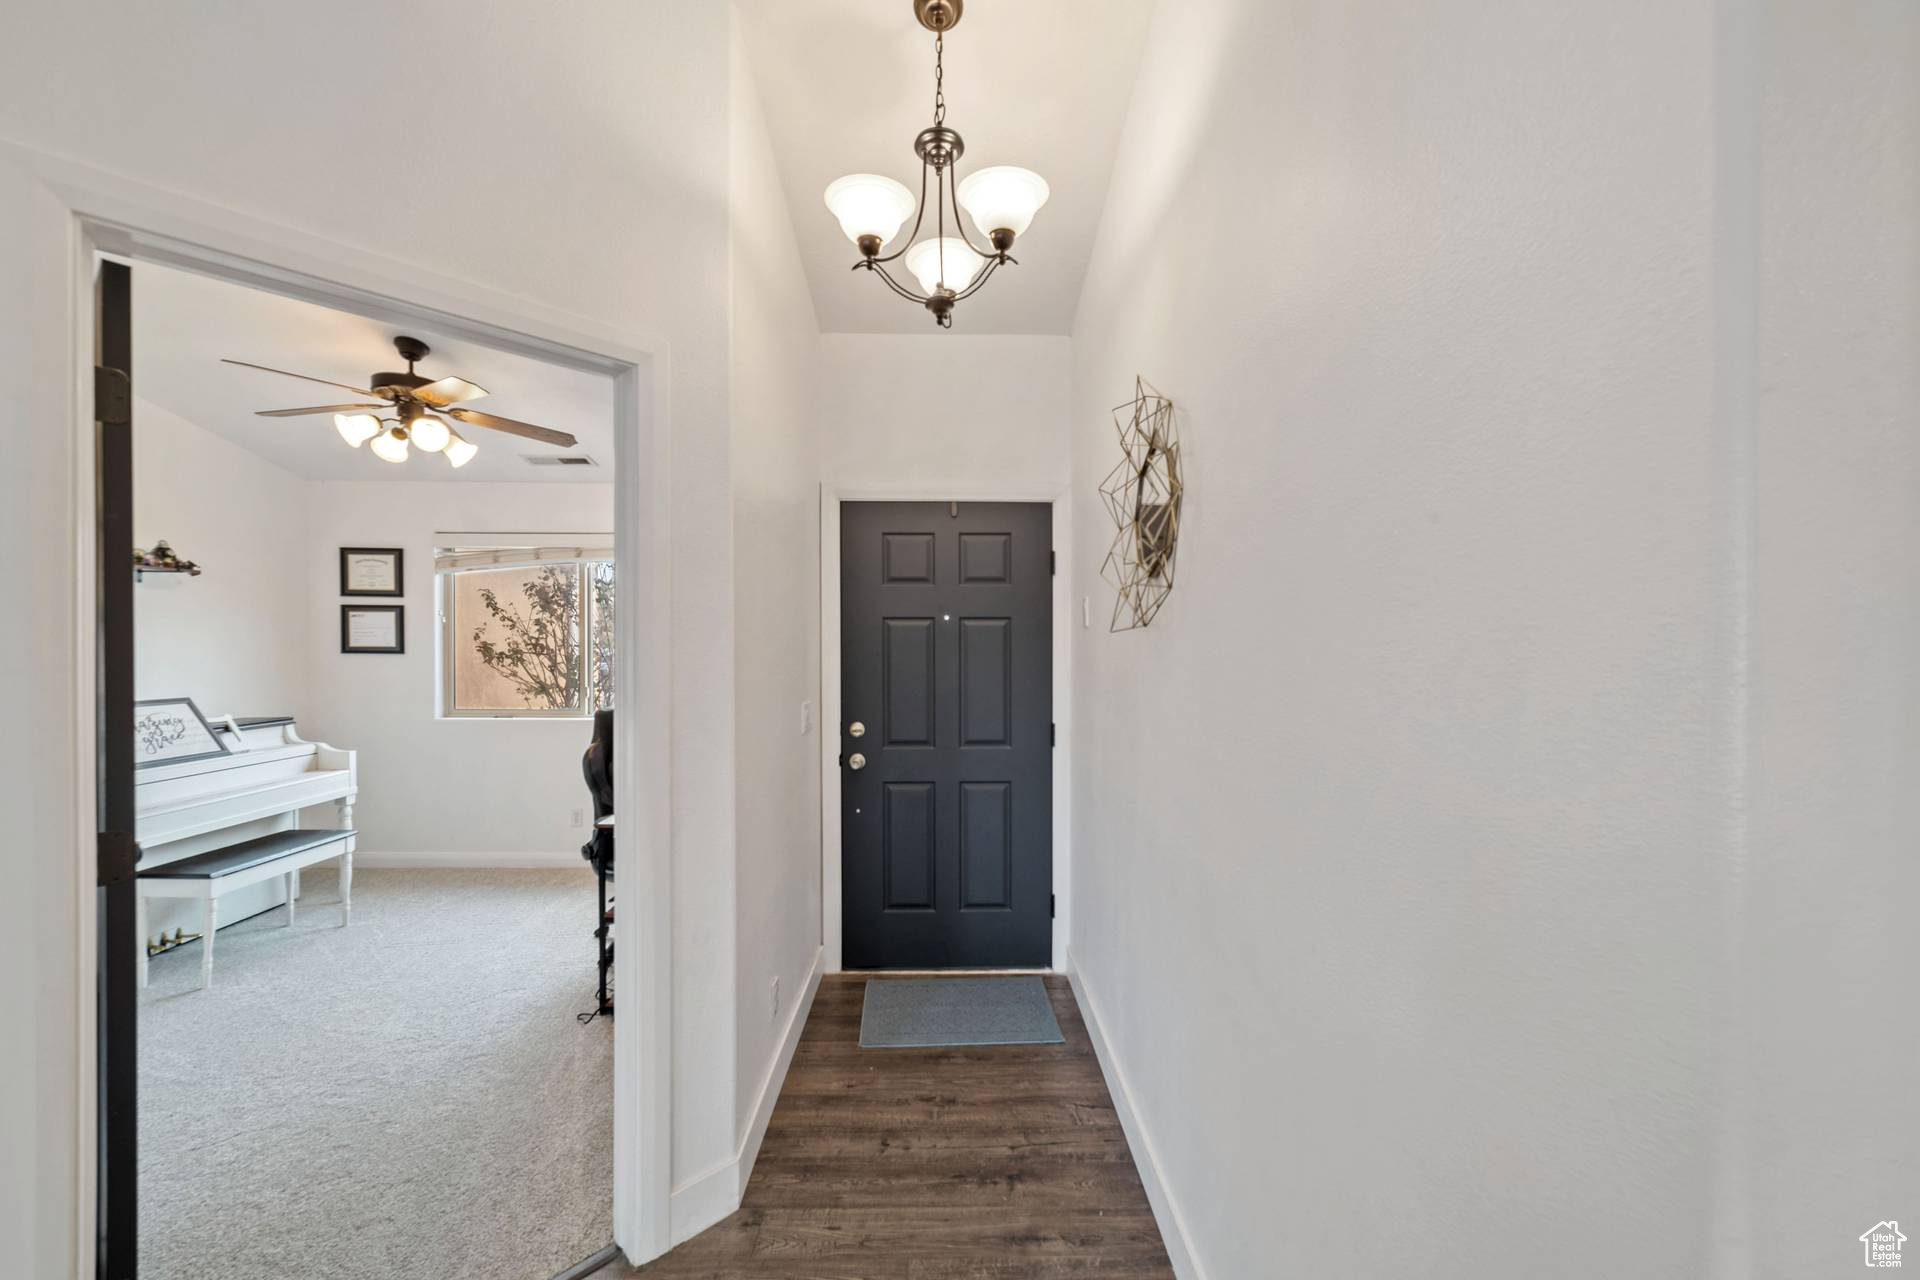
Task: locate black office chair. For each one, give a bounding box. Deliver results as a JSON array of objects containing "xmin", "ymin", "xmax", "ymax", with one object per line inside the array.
[
  {"xmin": 581, "ymin": 708, "xmax": 614, "ymax": 873},
  {"xmin": 580, "ymin": 709, "xmax": 614, "ymax": 1018}
]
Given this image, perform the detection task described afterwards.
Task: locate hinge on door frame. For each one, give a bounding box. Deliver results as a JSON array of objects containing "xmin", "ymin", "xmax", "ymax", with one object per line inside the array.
[
  {"xmin": 1050, "ymin": 550, "xmax": 1056, "ymax": 576},
  {"xmin": 94, "ymin": 365, "xmax": 131, "ymax": 425},
  {"xmin": 97, "ymin": 830, "xmax": 138, "ymax": 887},
  {"xmin": 1050, "ymin": 893, "xmax": 1056, "ymax": 919},
  {"xmin": 1050, "ymin": 722, "xmax": 1056, "ymax": 747}
]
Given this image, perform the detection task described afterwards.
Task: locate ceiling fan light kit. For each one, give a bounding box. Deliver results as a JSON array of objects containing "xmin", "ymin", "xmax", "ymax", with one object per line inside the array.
[
  {"xmin": 226, "ymin": 335, "xmax": 579, "ymax": 468},
  {"xmin": 443, "ymin": 429, "xmax": 478, "ymax": 468},
  {"xmin": 408, "ymin": 412, "xmax": 453, "ymax": 453},
  {"xmin": 824, "ymin": 0, "xmax": 1049, "ymax": 328},
  {"xmin": 368, "ymin": 429, "xmax": 410, "ymax": 464},
  {"xmin": 334, "ymin": 413, "xmax": 381, "ymax": 448}
]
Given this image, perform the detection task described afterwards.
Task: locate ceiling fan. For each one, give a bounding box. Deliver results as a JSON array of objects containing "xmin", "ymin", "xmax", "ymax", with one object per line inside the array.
[{"xmin": 222, "ymin": 335, "xmax": 577, "ymax": 467}]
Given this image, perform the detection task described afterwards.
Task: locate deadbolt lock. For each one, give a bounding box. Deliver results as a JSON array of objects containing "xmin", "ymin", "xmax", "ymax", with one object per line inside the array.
[
  {"xmin": 848, "ymin": 752, "xmax": 867, "ymax": 770},
  {"xmin": 848, "ymin": 721, "xmax": 866, "ymax": 738}
]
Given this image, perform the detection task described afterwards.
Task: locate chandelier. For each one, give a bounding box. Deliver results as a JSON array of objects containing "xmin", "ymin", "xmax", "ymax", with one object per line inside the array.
[{"xmin": 823, "ymin": 0, "xmax": 1049, "ymax": 329}]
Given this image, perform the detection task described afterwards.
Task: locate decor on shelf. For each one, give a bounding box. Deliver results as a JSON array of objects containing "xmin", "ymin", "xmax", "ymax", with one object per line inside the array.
[
  {"xmin": 221, "ymin": 335, "xmax": 578, "ymax": 467},
  {"xmin": 134, "ymin": 698, "xmax": 232, "ymax": 768},
  {"xmin": 134, "ymin": 540, "xmax": 200, "ymax": 581},
  {"xmin": 340, "ymin": 604, "xmax": 404, "ymax": 654},
  {"xmin": 823, "ymin": 0, "xmax": 1049, "ymax": 329},
  {"xmin": 339, "ymin": 547, "xmax": 403, "ymax": 597},
  {"xmin": 1098, "ymin": 377, "xmax": 1183, "ymax": 632}
]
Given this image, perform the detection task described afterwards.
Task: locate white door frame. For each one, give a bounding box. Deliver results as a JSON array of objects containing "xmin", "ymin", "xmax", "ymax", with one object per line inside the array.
[
  {"xmin": 8, "ymin": 142, "xmax": 676, "ymax": 1270},
  {"xmin": 818, "ymin": 484, "xmax": 1073, "ymax": 973}
]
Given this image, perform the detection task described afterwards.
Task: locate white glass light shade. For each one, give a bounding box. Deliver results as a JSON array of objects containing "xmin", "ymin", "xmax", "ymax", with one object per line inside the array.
[
  {"xmin": 823, "ymin": 174, "xmax": 916, "ymax": 248},
  {"xmin": 369, "ymin": 429, "xmax": 409, "ymax": 464},
  {"xmin": 904, "ymin": 237, "xmax": 987, "ymax": 295},
  {"xmin": 444, "ymin": 430, "xmax": 478, "ymax": 469},
  {"xmin": 334, "ymin": 413, "xmax": 381, "ymax": 447},
  {"xmin": 957, "ymin": 166, "xmax": 1050, "ymax": 239},
  {"xmin": 410, "ymin": 413, "xmax": 452, "ymax": 453}
]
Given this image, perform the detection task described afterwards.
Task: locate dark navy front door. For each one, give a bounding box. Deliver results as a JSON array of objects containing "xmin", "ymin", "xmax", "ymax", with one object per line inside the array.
[{"xmin": 840, "ymin": 502, "xmax": 1052, "ymax": 969}]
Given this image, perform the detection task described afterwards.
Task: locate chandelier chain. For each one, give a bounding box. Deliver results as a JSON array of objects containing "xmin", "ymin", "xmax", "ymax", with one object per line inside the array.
[{"xmin": 933, "ymin": 30, "xmax": 945, "ymax": 125}]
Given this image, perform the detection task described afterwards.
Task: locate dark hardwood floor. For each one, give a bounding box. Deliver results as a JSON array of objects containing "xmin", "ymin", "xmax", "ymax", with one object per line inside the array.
[{"xmin": 600, "ymin": 974, "xmax": 1174, "ymax": 1279}]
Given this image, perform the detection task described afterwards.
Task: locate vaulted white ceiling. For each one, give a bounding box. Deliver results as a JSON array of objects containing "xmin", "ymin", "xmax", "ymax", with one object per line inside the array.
[
  {"xmin": 132, "ymin": 262, "xmax": 615, "ymax": 484},
  {"xmin": 736, "ymin": 0, "xmax": 1151, "ymax": 335}
]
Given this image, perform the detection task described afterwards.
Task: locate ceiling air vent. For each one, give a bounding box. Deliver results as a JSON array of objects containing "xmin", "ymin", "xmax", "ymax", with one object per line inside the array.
[{"xmin": 523, "ymin": 454, "xmax": 599, "ymax": 468}]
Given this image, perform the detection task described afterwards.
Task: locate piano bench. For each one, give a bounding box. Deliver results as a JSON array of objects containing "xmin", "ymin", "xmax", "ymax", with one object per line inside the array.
[{"xmin": 136, "ymin": 827, "xmax": 356, "ymax": 990}]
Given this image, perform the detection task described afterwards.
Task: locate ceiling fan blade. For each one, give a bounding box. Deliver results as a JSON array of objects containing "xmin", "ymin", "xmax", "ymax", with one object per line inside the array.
[
  {"xmin": 411, "ymin": 376, "xmax": 489, "ymax": 407},
  {"xmin": 254, "ymin": 403, "xmax": 389, "ymax": 418},
  {"xmin": 221, "ymin": 358, "xmax": 393, "ymax": 399},
  {"xmin": 446, "ymin": 407, "xmax": 577, "ymax": 448}
]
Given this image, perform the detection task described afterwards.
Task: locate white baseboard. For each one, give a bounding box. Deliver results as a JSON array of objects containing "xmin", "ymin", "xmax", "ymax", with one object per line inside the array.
[
  {"xmin": 737, "ymin": 946, "xmax": 824, "ymax": 1183},
  {"xmin": 349, "ymin": 850, "xmax": 585, "ymax": 869},
  {"xmin": 669, "ymin": 945, "xmax": 825, "ymax": 1246},
  {"xmin": 1067, "ymin": 948, "xmax": 1208, "ymax": 1280}
]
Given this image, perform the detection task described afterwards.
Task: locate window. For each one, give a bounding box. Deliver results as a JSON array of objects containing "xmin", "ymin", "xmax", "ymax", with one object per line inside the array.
[{"xmin": 438, "ymin": 542, "xmax": 614, "ymax": 717}]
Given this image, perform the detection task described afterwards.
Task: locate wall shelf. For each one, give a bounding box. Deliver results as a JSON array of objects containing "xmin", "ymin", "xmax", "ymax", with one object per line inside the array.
[
  {"xmin": 135, "ymin": 564, "xmax": 202, "ymax": 582},
  {"xmin": 134, "ymin": 540, "xmax": 201, "ymax": 581}
]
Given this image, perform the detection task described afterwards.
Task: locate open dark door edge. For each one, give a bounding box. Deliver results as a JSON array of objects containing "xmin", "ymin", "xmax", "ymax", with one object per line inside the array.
[{"xmin": 95, "ymin": 258, "xmax": 138, "ymax": 1280}]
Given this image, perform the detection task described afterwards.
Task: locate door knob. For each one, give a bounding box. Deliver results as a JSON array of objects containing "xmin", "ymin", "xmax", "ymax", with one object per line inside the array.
[
  {"xmin": 848, "ymin": 752, "xmax": 867, "ymax": 771},
  {"xmin": 848, "ymin": 720, "xmax": 866, "ymax": 738}
]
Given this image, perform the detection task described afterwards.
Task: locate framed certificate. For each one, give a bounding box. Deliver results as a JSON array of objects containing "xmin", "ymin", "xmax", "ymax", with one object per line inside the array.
[
  {"xmin": 341, "ymin": 604, "xmax": 404, "ymax": 654},
  {"xmin": 340, "ymin": 547, "xmax": 403, "ymax": 597}
]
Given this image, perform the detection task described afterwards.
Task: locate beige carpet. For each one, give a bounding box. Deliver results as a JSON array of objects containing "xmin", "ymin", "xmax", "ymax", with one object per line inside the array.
[{"xmin": 139, "ymin": 866, "xmax": 612, "ymax": 1280}]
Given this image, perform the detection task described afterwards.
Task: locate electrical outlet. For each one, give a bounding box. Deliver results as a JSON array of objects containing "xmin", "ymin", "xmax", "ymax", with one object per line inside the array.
[
  {"xmin": 770, "ymin": 975, "xmax": 781, "ymax": 1024},
  {"xmin": 570, "ymin": 808, "xmax": 584, "ymax": 829},
  {"xmin": 800, "ymin": 700, "xmax": 813, "ymax": 735}
]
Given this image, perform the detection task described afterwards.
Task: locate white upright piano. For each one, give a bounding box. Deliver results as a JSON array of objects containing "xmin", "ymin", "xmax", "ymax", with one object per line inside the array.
[{"xmin": 136, "ymin": 717, "xmax": 357, "ymax": 950}]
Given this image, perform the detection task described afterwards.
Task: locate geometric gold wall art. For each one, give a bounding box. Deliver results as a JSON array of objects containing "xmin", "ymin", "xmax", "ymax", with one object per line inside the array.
[{"xmin": 1098, "ymin": 376, "xmax": 1182, "ymax": 631}]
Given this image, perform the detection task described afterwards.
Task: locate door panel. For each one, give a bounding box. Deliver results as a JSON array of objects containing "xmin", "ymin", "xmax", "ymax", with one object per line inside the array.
[
  {"xmin": 958, "ymin": 618, "xmax": 1010, "ymax": 746},
  {"xmin": 841, "ymin": 501, "xmax": 1051, "ymax": 969},
  {"xmin": 959, "ymin": 782, "xmax": 1012, "ymax": 909},
  {"xmin": 883, "ymin": 782, "xmax": 937, "ymax": 910},
  {"xmin": 882, "ymin": 618, "xmax": 935, "ymax": 746}
]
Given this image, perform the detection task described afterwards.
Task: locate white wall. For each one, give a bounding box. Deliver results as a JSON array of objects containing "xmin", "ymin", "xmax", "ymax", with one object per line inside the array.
[
  {"xmin": 1068, "ymin": 1, "xmax": 1728, "ymax": 1276},
  {"xmin": 133, "ymin": 398, "xmax": 308, "ymax": 718},
  {"xmin": 0, "ymin": 1, "xmax": 739, "ymax": 1263},
  {"xmin": 303, "ymin": 481, "xmax": 615, "ymax": 862},
  {"xmin": 1067, "ymin": 1, "xmax": 1920, "ymax": 1277},
  {"xmin": 1741, "ymin": 2, "xmax": 1920, "ymax": 1275},
  {"xmin": 727, "ymin": 14, "xmax": 823, "ymax": 1160},
  {"xmin": 818, "ymin": 334, "xmax": 1072, "ymax": 492}
]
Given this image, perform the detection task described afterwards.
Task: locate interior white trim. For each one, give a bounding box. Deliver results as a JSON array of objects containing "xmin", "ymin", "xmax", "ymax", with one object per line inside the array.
[
  {"xmin": 818, "ymin": 485, "xmax": 1074, "ymax": 973},
  {"xmin": 6, "ymin": 138, "xmax": 678, "ymax": 1268},
  {"xmin": 350, "ymin": 850, "xmax": 587, "ymax": 870},
  {"xmin": 668, "ymin": 1155, "xmax": 741, "ymax": 1248},
  {"xmin": 1066, "ymin": 949, "xmax": 1207, "ymax": 1280},
  {"xmin": 669, "ymin": 946, "xmax": 824, "ymax": 1244}
]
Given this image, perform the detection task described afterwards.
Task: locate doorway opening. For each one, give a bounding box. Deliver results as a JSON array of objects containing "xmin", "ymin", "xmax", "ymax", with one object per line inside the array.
[
  {"xmin": 120, "ymin": 258, "xmax": 623, "ymax": 1277},
  {"xmin": 63, "ymin": 175, "xmax": 673, "ymax": 1277}
]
